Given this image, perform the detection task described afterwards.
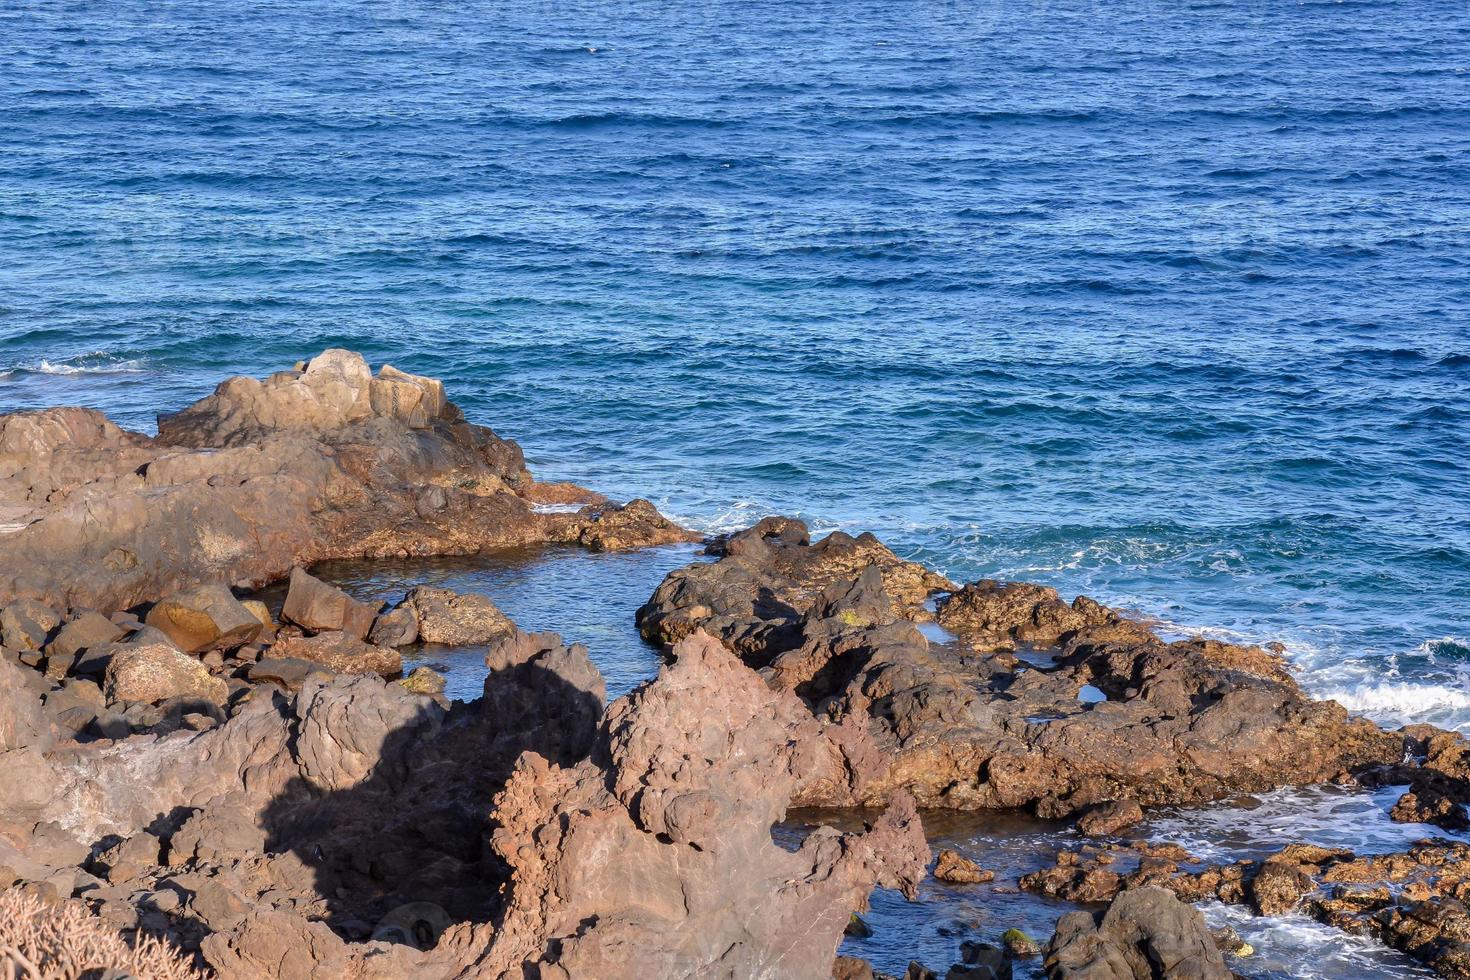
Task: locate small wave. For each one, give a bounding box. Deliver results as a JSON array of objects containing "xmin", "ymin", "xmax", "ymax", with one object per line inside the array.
[
  {"xmin": 1320, "ymin": 679, "xmax": 1470, "ymax": 716},
  {"xmin": 1422, "ymin": 637, "xmax": 1470, "ymax": 661},
  {"xmin": 0, "ymin": 353, "xmax": 148, "ymax": 378}
]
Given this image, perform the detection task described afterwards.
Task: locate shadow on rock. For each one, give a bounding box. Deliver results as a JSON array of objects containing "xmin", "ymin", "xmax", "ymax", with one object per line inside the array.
[{"xmin": 257, "ymin": 629, "xmax": 605, "ymax": 945}]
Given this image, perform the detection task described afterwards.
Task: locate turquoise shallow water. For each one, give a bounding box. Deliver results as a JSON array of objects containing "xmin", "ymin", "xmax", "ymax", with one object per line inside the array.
[{"xmin": 2, "ymin": 0, "xmax": 1469, "ymax": 733}]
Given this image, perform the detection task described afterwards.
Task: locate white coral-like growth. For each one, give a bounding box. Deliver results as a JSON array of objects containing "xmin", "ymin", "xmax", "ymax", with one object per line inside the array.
[{"xmin": 0, "ymin": 888, "xmax": 204, "ymax": 980}]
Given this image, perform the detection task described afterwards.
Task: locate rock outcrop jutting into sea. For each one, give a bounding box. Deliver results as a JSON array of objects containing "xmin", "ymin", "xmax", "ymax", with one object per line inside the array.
[
  {"xmin": 0, "ymin": 349, "xmax": 694, "ymax": 611},
  {"xmin": 4, "ymin": 351, "xmax": 1470, "ymax": 980}
]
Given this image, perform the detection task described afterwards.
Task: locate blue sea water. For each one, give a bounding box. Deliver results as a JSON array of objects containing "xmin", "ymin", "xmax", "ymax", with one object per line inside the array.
[{"xmin": 2, "ymin": 0, "xmax": 1470, "ymax": 738}]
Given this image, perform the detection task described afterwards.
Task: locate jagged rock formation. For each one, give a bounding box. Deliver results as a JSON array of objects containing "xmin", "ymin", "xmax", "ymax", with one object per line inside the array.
[
  {"xmin": 1044, "ymin": 886, "xmax": 1229, "ymax": 980},
  {"xmin": 0, "ymin": 350, "xmax": 696, "ymax": 611},
  {"xmin": 471, "ymin": 632, "xmax": 928, "ymax": 979},
  {"xmin": 0, "ymin": 628, "xmax": 926, "ymax": 980},
  {"xmin": 639, "ymin": 517, "xmax": 1406, "ymax": 816},
  {"xmin": 1023, "ymin": 838, "xmax": 1470, "ymax": 979}
]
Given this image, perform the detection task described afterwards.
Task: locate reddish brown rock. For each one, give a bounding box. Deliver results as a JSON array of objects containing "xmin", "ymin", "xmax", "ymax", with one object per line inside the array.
[
  {"xmin": 478, "ymin": 631, "xmax": 929, "ymax": 979},
  {"xmin": 574, "ymin": 497, "xmax": 700, "ymax": 551},
  {"xmin": 936, "ymin": 580, "xmax": 1113, "ymax": 652},
  {"xmin": 1077, "ymin": 800, "xmax": 1144, "ymax": 836},
  {"xmin": 934, "ymin": 849, "xmax": 994, "ymax": 884},
  {"xmin": 1250, "ymin": 856, "xmax": 1314, "ymax": 916},
  {"xmin": 637, "ymin": 516, "xmax": 955, "ymax": 651},
  {"xmin": 144, "ymin": 584, "xmax": 262, "ymax": 653},
  {"xmin": 103, "ymin": 644, "xmax": 229, "ymax": 707},
  {"xmin": 639, "ymin": 518, "xmax": 1405, "ymax": 816},
  {"xmin": 405, "ymin": 586, "xmax": 514, "ymax": 646},
  {"xmin": 0, "ymin": 599, "xmax": 59, "ymax": 651},
  {"xmin": 46, "ymin": 611, "xmax": 127, "ymax": 659},
  {"xmin": 1044, "ymin": 886, "xmax": 1230, "ymax": 980},
  {"xmin": 264, "ymin": 631, "xmax": 401, "ymax": 677},
  {"xmin": 280, "ymin": 566, "xmax": 380, "ymax": 640},
  {"xmin": 1392, "ymin": 788, "xmax": 1470, "ymax": 831},
  {"xmin": 0, "ymin": 351, "xmax": 691, "ymax": 611}
]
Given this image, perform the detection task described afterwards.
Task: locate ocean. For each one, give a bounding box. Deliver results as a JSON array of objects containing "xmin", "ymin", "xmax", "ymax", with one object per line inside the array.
[
  {"xmin": 4, "ymin": 0, "xmax": 1470, "ymax": 974},
  {"xmin": 4, "ymin": 0, "xmax": 1467, "ymax": 731}
]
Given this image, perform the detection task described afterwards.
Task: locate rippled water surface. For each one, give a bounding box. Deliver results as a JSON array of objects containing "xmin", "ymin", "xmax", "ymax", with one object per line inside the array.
[{"xmin": 4, "ymin": 0, "xmax": 1468, "ymax": 730}]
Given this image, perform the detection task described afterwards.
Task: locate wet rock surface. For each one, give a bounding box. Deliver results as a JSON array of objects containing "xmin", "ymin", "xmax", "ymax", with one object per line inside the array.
[
  {"xmin": 1018, "ymin": 836, "xmax": 1470, "ymax": 978},
  {"xmin": 1044, "ymin": 886, "xmax": 1229, "ymax": 980}
]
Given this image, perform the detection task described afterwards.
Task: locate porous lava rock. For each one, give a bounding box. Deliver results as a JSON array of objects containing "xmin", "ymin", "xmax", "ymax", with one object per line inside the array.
[
  {"xmin": 103, "ymin": 644, "xmax": 230, "ymax": 707},
  {"xmin": 1043, "ymin": 886, "xmax": 1230, "ymax": 979},
  {"xmin": 0, "ymin": 624, "xmax": 924, "ymax": 980},
  {"xmin": 405, "ymin": 585, "xmax": 515, "ymax": 646},
  {"xmin": 640, "ymin": 517, "xmax": 1405, "ymax": 816}
]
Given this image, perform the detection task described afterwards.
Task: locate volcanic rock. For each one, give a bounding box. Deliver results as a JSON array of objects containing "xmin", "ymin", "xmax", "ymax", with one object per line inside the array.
[
  {"xmin": 1043, "ymin": 886, "xmax": 1230, "ymax": 979},
  {"xmin": 144, "ymin": 584, "xmax": 262, "ymax": 653},
  {"xmin": 935, "ymin": 849, "xmax": 994, "ymax": 884},
  {"xmin": 575, "ymin": 497, "xmax": 700, "ymax": 551},
  {"xmin": 103, "ymin": 644, "xmax": 229, "ymax": 707},
  {"xmin": 1391, "ymin": 788, "xmax": 1470, "ymax": 831},
  {"xmin": 399, "ymin": 666, "xmax": 446, "ymax": 697},
  {"xmin": 265, "ymin": 631, "xmax": 401, "ymax": 677},
  {"xmin": 1250, "ymin": 856, "xmax": 1313, "ymax": 916},
  {"xmin": 369, "ymin": 603, "xmax": 419, "ymax": 647},
  {"xmin": 406, "ymin": 586, "xmax": 514, "ymax": 646},
  {"xmin": 46, "ymin": 610, "xmax": 127, "ymax": 659},
  {"xmin": 640, "ymin": 518, "xmax": 1405, "ymax": 815},
  {"xmin": 0, "ymin": 599, "xmax": 58, "ymax": 651},
  {"xmin": 1077, "ymin": 800, "xmax": 1144, "ymax": 836},
  {"xmin": 476, "ymin": 631, "xmax": 929, "ymax": 978},
  {"xmin": 0, "ymin": 351, "xmax": 692, "ymax": 611},
  {"xmin": 280, "ymin": 566, "xmax": 380, "ymax": 640}
]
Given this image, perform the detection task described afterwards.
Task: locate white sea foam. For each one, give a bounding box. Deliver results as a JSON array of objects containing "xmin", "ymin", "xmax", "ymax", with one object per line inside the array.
[
  {"xmin": 530, "ymin": 503, "xmax": 584, "ymax": 514},
  {"xmin": 0, "ymin": 354, "xmax": 148, "ymax": 378},
  {"xmin": 36, "ymin": 356, "xmax": 146, "ymax": 375},
  {"xmin": 1319, "ymin": 679, "xmax": 1470, "ymax": 717}
]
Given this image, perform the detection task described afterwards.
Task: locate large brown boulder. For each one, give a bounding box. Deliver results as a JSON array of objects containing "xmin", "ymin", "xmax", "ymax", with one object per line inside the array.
[
  {"xmin": 1044, "ymin": 886, "xmax": 1230, "ymax": 979},
  {"xmin": 103, "ymin": 644, "xmax": 229, "ymax": 707},
  {"xmin": 45, "ymin": 611, "xmax": 127, "ymax": 659},
  {"xmin": 145, "ymin": 584, "xmax": 262, "ymax": 653},
  {"xmin": 280, "ymin": 567, "xmax": 380, "ymax": 640},
  {"xmin": 0, "ymin": 599, "xmax": 59, "ymax": 651},
  {"xmin": 637, "ymin": 516, "xmax": 955, "ymax": 652},
  {"xmin": 574, "ymin": 497, "xmax": 700, "ymax": 551},
  {"xmin": 406, "ymin": 586, "xmax": 515, "ymax": 646},
  {"xmin": 1, "ymin": 654, "xmax": 54, "ymax": 754},
  {"xmin": 0, "ymin": 351, "xmax": 692, "ymax": 611}
]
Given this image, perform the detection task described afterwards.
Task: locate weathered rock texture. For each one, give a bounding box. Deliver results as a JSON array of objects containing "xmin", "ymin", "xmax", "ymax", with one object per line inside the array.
[
  {"xmin": 1022, "ymin": 839, "xmax": 1470, "ymax": 979},
  {"xmin": 0, "ymin": 350, "xmax": 696, "ymax": 611},
  {"xmin": 639, "ymin": 517, "xmax": 1405, "ymax": 815},
  {"xmin": 1044, "ymin": 886, "xmax": 1229, "ymax": 980},
  {"xmin": 0, "ymin": 628, "xmax": 925, "ymax": 980}
]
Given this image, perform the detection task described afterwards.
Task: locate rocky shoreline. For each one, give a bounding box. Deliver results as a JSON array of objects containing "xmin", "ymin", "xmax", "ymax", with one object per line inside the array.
[{"xmin": 2, "ymin": 351, "xmax": 1469, "ymax": 979}]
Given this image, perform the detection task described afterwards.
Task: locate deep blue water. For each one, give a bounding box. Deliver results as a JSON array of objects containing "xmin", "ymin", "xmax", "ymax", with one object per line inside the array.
[{"xmin": 3, "ymin": 0, "xmax": 1470, "ymax": 733}]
